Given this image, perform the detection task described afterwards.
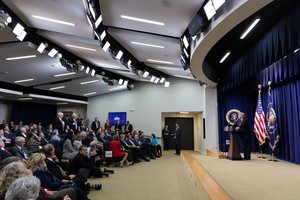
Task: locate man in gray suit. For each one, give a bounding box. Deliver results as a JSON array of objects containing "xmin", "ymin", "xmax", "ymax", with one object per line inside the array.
[{"xmin": 174, "ymin": 123, "xmax": 182, "ymax": 155}]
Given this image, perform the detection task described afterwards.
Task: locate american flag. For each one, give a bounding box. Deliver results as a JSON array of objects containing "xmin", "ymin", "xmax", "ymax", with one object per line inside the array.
[{"xmin": 254, "ymin": 93, "xmax": 268, "ymax": 145}]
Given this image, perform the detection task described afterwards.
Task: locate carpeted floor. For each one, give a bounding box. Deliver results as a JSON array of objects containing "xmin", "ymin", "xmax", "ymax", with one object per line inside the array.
[
  {"xmin": 88, "ymin": 151, "xmax": 209, "ymax": 200},
  {"xmin": 191, "ymin": 152, "xmax": 300, "ymax": 200}
]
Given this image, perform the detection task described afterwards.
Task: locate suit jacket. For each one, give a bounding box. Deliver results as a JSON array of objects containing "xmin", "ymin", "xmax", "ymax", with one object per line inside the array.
[
  {"xmin": 235, "ymin": 118, "xmax": 250, "ymax": 140},
  {"xmin": 0, "ymin": 148, "xmax": 11, "ymax": 161},
  {"xmin": 11, "ymin": 145, "xmax": 29, "ymax": 160},
  {"xmin": 45, "ymin": 158, "xmax": 68, "ymax": 180},
  {"xmin": 68, "ymin": 153, "xmax": 97, "ymax": 175},
  {"xmin": 114, "ymin": 123, "xmax": 123, "ymax": 131},
  {"xmin": 125, "ymin": 124, "xmax": 133, "ymax": 133},
  {"xmin": 174, "ymin": 127, "xmax": 182, "ymax": 139},
  {"xmin": 91, "ymin": 121, "xmax": 100, "ymax": 132},
  {"xmin": 53, "ymin": 117, "xmax": 65, "ymax": 135},
  {"xmin": 34, "ymin": 169, "xmax": 64, "ymax": 190}
]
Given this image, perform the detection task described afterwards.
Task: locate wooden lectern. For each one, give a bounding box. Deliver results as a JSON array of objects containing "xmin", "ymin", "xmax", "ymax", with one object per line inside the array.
[{"xmin": 226, "ymin": 127, "xmax": 242, "ymax": 160}]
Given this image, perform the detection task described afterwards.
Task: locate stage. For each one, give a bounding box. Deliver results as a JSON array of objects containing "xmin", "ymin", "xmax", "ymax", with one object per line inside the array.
[{"xmin": 181, "ymin": 151, "xmax": 300, "ymax": 200}]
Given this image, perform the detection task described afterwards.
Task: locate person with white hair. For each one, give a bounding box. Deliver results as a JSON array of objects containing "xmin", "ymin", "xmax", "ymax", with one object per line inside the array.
[
  {"xmin": 53, "ymin": 112, "xmax": 65, "ymax": 135},
  {"xmin": 5, "ymin": 176, "xmax": 41, "ymax": 200}
]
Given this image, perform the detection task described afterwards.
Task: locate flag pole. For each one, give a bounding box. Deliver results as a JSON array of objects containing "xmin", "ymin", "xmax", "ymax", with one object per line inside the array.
[{"xmin": 256, "ymin": 84, "xmax": 267, "ymax": 159}]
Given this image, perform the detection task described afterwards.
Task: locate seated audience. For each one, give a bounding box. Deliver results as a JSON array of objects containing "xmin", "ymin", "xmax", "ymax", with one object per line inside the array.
[
  {"xmin": 109, "ymin": 135, "xmax": 133, "ymax": 167},
  {"xmin": 0, "ymin": 139, "xmax": 11, "ymax": 161},
  {"xmin": 62, "ymin": 131, "xmax": 78, "ymax": 160},
  {"xmin": 25, "ymin": 131, "xmax": 41, "ymax": 154},
  {"xmin": 11, "ymin": 137, "xmax": 29, "ymax": 161},
  {"xmin": 150, "ymin": 134, "xmax": 162, "ymax": 157}
]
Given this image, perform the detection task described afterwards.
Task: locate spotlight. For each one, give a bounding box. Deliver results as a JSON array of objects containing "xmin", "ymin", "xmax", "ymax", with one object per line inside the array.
[
  {"xmin": 100, "ymin": 31, "xmax": 106, "ymax": 41},
  {"xmin": 91, "ymin": 69, "xmax": 96, "ymax": 76},
  {"xmin": 102, "ymin": 41, "xmax": 110, "ymax": 52},
  {"xmin": 0, "ymin": 10, "xmax": 12, "ymax": 26},
  {"xmin": 16, "ymin": 30, "xmax": 27, "ymax": 41},
  {"xmin": 182, "ymin": 35, "xmax": 189, "ymax": 49},
  {"xmin": 48, "ymin": 48, "xmax": 58, "ymax": 57},
  {"xmin": 164, "ymin": 81, "xmax": 170, "ymax": 87},
  {"xmin": 127, "ymin": 60, "xmax": 132, "ymax": 68},
  {"xmin": 118, "ymin": 79, "xmax": 124, "ymax": 85},
  {"xmin": 143, "ymin": 71, "xmax": 149, "ymax": 78},
  {"xmin": 85, "ymin": 67, "xmax": 90, "ymax": 74},
  {"xmin": 88, "ymin": 3, "xmax": 96, "ymax": 20},
  {"xmin": 116, "ymin": 50, "xmax": 123, "ymax": 60},
  {"xmin": 57, "ymin": 53, "xmax": 63, "ymax": 58},
  {"xmin": 95, "ymin": 15, "xmax": 102, "ymax": 28},
  {"xmin": 159, "ymin": 77, "xmax": 165, "ymax": 83},
  {"xmin": 12, "ymin": 23, "xmax": 24, "ymax": 36},
  {"xmin": 37, "ymin": 43, "xmax": 46, "ymax": 53},
  {"xmin": 123, "ymin": 80, "xmax": 128, "ymax": 86},
  {"xmin": 154, "ymin": 77, "xmax": 160, "ymax": 84},
  {"xmin": 150, "ymin": 76, "xmax": 155, "ymax": 82}
]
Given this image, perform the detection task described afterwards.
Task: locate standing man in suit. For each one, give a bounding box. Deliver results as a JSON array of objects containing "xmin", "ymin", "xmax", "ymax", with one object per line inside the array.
[
  {"xmin": 174, "ymin": 122, "xmax": 182, "ymax": 155},
  {"xmin": 114, "ymin": 120, "xmax": 123, "ymax": 132},
  {"xmin": 235, "ymin": 112, "xmax": 251, "ymax": 160},
  {"xmin": 125, "ymin": 121, "xmax": 133, "ymax": 134},
  {"xmin": 53, "ymin": 112, "xmax": 65, "ymax": 135},
  {"xmin": 91, "ymin": 117, "xmax": 101, "ymax": 133},
  {"xmin": 68, "ymin": 113, "xmax": 79, "ymax": 134}
]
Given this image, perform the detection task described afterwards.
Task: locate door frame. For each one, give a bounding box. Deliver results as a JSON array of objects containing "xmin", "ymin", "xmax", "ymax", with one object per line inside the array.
[{"xmin": 161, "ymin": 112, "xmax": 203, "ymax": 151}]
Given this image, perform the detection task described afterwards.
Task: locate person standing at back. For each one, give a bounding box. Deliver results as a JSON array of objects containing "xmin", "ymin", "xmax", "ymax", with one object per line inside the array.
[
  {"xmin": 174, "ymin": 123, "xmax": 182, "ymax": 155},
  {"xmin": 162, "ymin": 125, "xmax": 170, "ymax": 150}
]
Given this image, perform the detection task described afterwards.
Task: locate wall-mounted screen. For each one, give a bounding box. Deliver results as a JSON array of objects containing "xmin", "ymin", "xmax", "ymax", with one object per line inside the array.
[{"xmin": 108, "ymin": 112, "xmax": 127, "ymax": 125}]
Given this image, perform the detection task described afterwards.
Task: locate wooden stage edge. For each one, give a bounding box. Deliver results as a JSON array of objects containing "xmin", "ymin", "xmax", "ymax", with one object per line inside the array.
[{"xmin": 181, "ymin": 151, "xmax": 232, "ymax": 200}]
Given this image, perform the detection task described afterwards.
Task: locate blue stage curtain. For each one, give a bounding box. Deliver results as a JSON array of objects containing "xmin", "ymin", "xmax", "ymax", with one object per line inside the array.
[
  {"xmin": 10, "ymin": 101, "xmax": 57, "ymax": 127},
  {"xmin": 218, "ymin": 4, "xmax": 300, "ymax": 164}
]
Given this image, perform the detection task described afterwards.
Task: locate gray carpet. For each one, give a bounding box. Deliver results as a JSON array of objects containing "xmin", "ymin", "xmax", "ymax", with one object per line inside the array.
[{"xmin": 88, "ymin": 151, "xmax": 208, "ymax": 200}]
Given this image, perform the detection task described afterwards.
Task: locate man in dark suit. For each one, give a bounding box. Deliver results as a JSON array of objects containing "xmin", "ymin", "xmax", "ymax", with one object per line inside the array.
[
  {"xmin": 174, "ymin": 122, "xmax": 182, "ymax": 155},
  {"xmin": 114, "ymin": 120, "xmax": 123, "ymax": 132},
  {"xmin": 91, "ymin": 117, "xmax": 101, "ymax": 133},
  {"xmin": 235, "ymin": 112, "xmax": 251, "ymax": 160},
  {"xmin": 10, "ymin": 136, "xmax": 29, "ymax": 160},
  {"xmin": 68, "ymin": 113, "xmax": 79, "ymax": 134},
  {"xmin": 53, "ymin": 112, "xmax": 65, "ymax": 135},
  {"xmin": 125, "ymin": 121, "xmax": 133, "ymax": 134}
]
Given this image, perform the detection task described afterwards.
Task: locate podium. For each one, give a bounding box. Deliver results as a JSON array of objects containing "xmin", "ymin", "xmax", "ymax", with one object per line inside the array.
[{"xmin": 226, "ymin": 128, "xmax": 242, "ymax": 160}]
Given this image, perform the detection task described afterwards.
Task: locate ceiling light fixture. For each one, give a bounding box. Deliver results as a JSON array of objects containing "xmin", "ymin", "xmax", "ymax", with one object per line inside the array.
[
  {"xmin": 32, "ymin": 15, "xmax": 75, "ymax": 26},
  {"xmin": 37, "ymin": 43, "xmax": 46, "ymax": 53},
  {"xmin": 18, "ymin": 98, "xmax": 32, "ymax": 101},
  {"xmin": 0, "ymin": 88, "xmax": 23, "ymax": 95},
  {"xmin": 240, "ymin": 18, "xmax": 260, "ymax": 39},
  {"xmin": 118, "ymin": 79, "xmax": 124, "ymax": 85},
  {"xmin": 49, "ymin": 86, "xmax": 66, "ymax": 90},
  {"xmin": 121, "ymin": 15, "xmax": 164, "ymax": 26},
  {"xmin": 80, "ymin": 80, "xmax": 99, "ymax": 85},
  {"xmin": 57, "ymin": 102, "xmax": 68, "ymax": 105},
  {"xmin": 154, "ymin": 77, "xmax": 160, "ymax": 84},
  {"xmin": 131, "ymin": 42, "xmax": 164, "ymax": 49},
  {"xmin": 294, "ymin": 48, "xmax": 299, "ymax": 53},
  {"xmin": 54, "ymin": 72, "xmax": 76, "ymax": 77},
  {"xmin": 88, "ymin": 3, "xmax": 96, "ymax": 20},
  {"xmin": 83, "ymin": 92, "xmax": 96, "ymax": 96},
  {"xmin": 16, "ymin": 30, "xmax": 27, "ymax": 41},
  {"xmin": 28, "ymin": 94, "xmax": 88, "ymax": 104},
  {"xmin": 212, "ymin": 0, "xmax": 225, "ymax": 10},
  {"xmin": 109, "ymin": 86, "xmax": 126, "ymax": 91},
  {"xmin": 219, "ymin": 52, "xmax": 230, "ymax": 63},
  {"xmin": 147, "ymin": 59, "xmax": 174, "ymax": 65},
  {"xmin": 91, "ymin": 69, "xmax": 96, "ymax": 76},
  {"xmin": 85, "ymin": 67, "xmax": 90, "ymax": 74},
  {"xmin": 157, "ymin": 66, "xmax": 180, "ymax": 71},
  {"xmin": 160, "ymin": 77, "xmax": 166, "ymax": 83},
  {"xmin": 123, "ymin": 80, "xmax": 129, "ymax": 86},
  {"xmin": 182, "ymin": 36, "xmax": 189, "ymax": 49},
  {"xmin": 65, "ymin": 44, "xmax": 96, "ymax": 51},
  {"xmin": 164, "ymin": 81, "xmax": 170, "ymax": 87},
  {"xmin": 127, "ymin": 60, "xmax": 132, "ymax": 68},
  {"xmin": 14, "ymin": 78, "xmax": 34, "ymax": 83},
  {"xmin": 5, "ymin": 55, "xmax": 36, "ymax": 61},
  {"xmin": 204, "ymin": 0, "xmax": 216, "ymax": 20},
  {"xmin": 183, "ymin": 48, "xmax": 189, "ymax": 58},
  {"xmin": 48, "ymin": 49, "xmax": 58, "ymax": 57}
]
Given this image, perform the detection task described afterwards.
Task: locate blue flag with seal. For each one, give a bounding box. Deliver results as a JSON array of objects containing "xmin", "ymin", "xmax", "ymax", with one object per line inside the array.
[{"xmin": 266, "ymin": 82, "xmax": 279, "ymax": 151}]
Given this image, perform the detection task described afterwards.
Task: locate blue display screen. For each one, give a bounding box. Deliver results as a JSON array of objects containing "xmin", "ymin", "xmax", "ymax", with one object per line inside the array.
[{"xmin": 108, "ymin": 112, "xmax": 127, "ymax": 125}]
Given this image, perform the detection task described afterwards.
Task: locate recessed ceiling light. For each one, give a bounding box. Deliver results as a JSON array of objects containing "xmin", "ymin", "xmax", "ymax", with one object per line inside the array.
[
  {"xmin": 37, "ymin": 43, "xmax": 46, "ymax": 53},
  {"xmin": 12, "ymin": 23, "xmax": 24, "ymax": 36},
  {"xmin": 95, "ymin": 15, "xmax": 102, "ymax": 28},
  {"xmin": 150, "ymin": 76, "xmax": 156, "ymax": 82},
  {"xmin": 131, "ymin": 42, "xmax": 164, "ymax": 49},
  {"xmin": 164, "ymin": 81, "xmax": 170, "ymax": 87},
  {"xmin": 157, "ymin": 66, "xmax": 180, "ymax": 71},
  {"xmin": 154, "ymin": 77, "xmax": 160, "ymax": 84},
  {"xmin": 102, "ymin": 42, "xmax": 110, "ymax": 52},
  {"xmin": 219, "ymin": 52, "xmax": 230, "ymax": 63},
  {"xmin": 160, "ymin": 77, "xmax": 166, "ymax": 83},
  {"xmin": 28, "ymin": 94, "xmax": 87, "ymax": 104},
  {"xmin": 18, "ymin": 98, "xmax": 32, "ymax": 101},
  {"xmin": 65, "ymin": 44, "xmax": 96, "ymax": 51},
  {"xmin": 121, "ymin": 15, "xmax": 164, "ymax": 26},
  {"xmin": 54, "ymin": 72, "xmax": 76, "ymax": 77},
  {"xmin": 80, "ymin": 80, "xmax": 99, "ymax": 85},
  {"xmin": 48, "ymin": 49, "xmax": 58, "ymax": 57},
  {"xmin": 147, "ymin": 59, "xmax": 174, "ymax": 65},
  {"xmin": 240, "ymin": 18, "xmax": 260, "ymax": 39},
  {"xmin": 6, "ymin": 55, "xmax": 36, "ymax": 61},
  {"xmin": 57, "ymin": 102, "xmax": 68, "ymax": 105},
  {"xmin": 14, "ymin": 78, "xmax": 34, "ymax": 83},
  {"xmin": 83, "ymin": 92, "xmax": 96, "ymax": 96},
  {"xmin": 16, "ymin": 30, "xmax": 27, "ymax": 41},
  {"xmin": 0, "ymin": 88, "xmax": 23, "ymax": 95},
  {"xmin": 49, "ymin": 86, "xmax": 65, "ymax": 90},
  {"xmin": 143, "ymin": 71, "xmax": 149, "ymax": 78},
  {"xmin": 32, "ymin": 15, "xmax": 75, "ymax": 26}
]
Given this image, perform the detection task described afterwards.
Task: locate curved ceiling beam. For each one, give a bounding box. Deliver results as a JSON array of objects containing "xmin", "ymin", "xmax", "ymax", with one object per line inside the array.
[{"xmin": 190, "ymin": 0, "xmax": 273, "ymax": 88}]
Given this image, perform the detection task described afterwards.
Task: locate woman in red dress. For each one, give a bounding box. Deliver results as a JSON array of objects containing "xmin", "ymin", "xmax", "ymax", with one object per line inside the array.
[{"xmin": 109, "ymin": 135, "xmax": 132, "ymax": 167}]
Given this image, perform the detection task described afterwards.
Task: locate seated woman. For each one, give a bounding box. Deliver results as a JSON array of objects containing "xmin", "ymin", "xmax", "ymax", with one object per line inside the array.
[
  {"xmin": 73, "ymin": 132, "xmax": 83, "ymax": 151},
  {"xmin": 109, "ymin": 135, "xmax": 132, "ymax": 167},
  {"xmin": 150, "ymin": 134, "xmax": 162, "ymax": 157},
  {"xmin": 26, "ymin": 153, "xmax": 88, "ymax": 200},
  {"xmin": 25, "ymin": 131, "xmax": 41, "ymax": 155},
  {"xmin": 62, "ymin": 131, "xmax": 78, "ymax": 160}
]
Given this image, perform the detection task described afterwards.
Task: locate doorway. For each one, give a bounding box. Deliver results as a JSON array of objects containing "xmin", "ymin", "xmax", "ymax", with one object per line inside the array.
[{"xmin": 165, "ymin": 117, "xmax": 194, "ymax": 150}]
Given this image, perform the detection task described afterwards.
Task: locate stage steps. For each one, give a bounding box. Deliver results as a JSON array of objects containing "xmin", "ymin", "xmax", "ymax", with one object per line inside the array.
[
  {"xmin": 181, "ymin": 151, "xmax": 232, "ymax": 200},
  {"xmin": 206, "ymin": 148, "xmax": 227, "ymax": 159}
]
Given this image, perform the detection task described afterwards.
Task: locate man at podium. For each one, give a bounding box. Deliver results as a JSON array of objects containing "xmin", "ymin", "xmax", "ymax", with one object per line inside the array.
[{"xmin": 234, "ymin": 112, "xmax": 251, "ymax": 160}]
